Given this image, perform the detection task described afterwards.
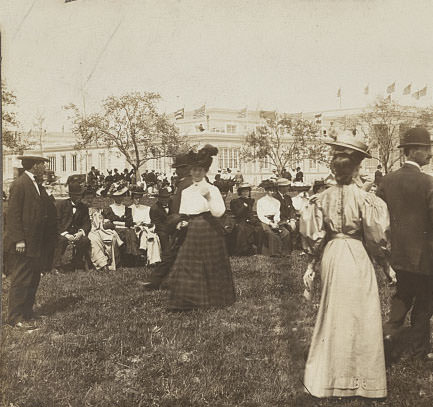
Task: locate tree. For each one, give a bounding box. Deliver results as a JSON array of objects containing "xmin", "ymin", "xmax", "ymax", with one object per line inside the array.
[
  {"xmin": 1, "ymin": 82, "xmax": 32, "ymax": 153},
  {"xmin": 343, "ymin": 98, "xmax": 422, "ymax": 174},
  {"xmin": 66, "ymin": 92, "xmax": 189, "ymax": 177},
  {"xmin": 241, "ymin": 113, "xmax": 329, "ymax": 175}
]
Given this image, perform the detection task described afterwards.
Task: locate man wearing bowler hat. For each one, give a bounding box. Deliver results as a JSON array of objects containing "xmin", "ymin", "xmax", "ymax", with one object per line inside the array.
[
  {"xmin": 377, "ymin": 127, "xmax": 433, "ymax": 363},
  {"xmin": 4, "ymin": 154, "xmax": 50, "ymax": 328},
  {"xmin": 150, "ymin": 188, "xmax": 172, "ymax": 255},
  {"xmin": 141, "ymin": 152, "xmax": 193, "ymax": 290},
  {"xmin": 274, "ymin": 178, "xmax": 297, "ymax": 252}
]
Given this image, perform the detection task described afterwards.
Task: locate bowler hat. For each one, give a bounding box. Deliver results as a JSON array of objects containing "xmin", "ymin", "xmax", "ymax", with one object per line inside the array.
[
  {"xmin": 172, "ymin": 153, "xmax": 190, "ymax": 168},
  {"xmin": 325, "ymin": 130, "xmax": 371, "ymax": 158},
  {"xmin": 158, "ymin": 188, "xmax": 171, "ymax": 198},
  {"xmin": 237, "ymin": 182, "xmax": 252, "ymax": 191},
  {"xmin": 398, "ymin": 127, "xmax": 432, "ymax": 148},
  {"xmin": 17, "ymin": 153, "xmax": 49, "ymax": 163},
  {"xmin": 68, "ymin": 182, "xmax": 85, "ymax": 196},
  {"xmin": 276, "ymin": 178, "xmax": 291, "ymax": 187}
]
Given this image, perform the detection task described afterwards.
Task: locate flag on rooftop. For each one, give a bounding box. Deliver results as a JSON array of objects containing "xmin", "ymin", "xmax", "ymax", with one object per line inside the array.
[
  {"xmin": 386, "ymin": 82, "xmax": 396, "ymax": 94},
  {"xmin": 412, "ymin": 90, "xmax": 420, "ymax": 100},
  {"xmin": 364, "ymin": 85, "xmax": 369, "ymax": 95},
  {"xmin": 420, "ymin": 86, "xmax": 427, "ymax": 97},
  {"xmin": 314, "ymin": 113, "xmax": 322, "ymax": 124},
  {"xmin": 403, "ymin": 84, "xmax": 411, "ymax": 95},
  {"xmin": 237, "ymin": 107, "xmax": 247, "ymax": 118},
  {"xmin": 337, "ymin": 88, "xmax": 341, "ymax": 98},
  {"xmin": 193, "ymin": 105, "xmax": 206, "ymax": 119},
  {"xmin": 174, "ymin": 108, "xmax": 184, "ymax": 120}
]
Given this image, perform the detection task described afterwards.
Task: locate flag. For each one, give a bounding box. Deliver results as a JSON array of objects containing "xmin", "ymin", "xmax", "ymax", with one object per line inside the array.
[
  {"xmin": 65, "ymin": 0, "xmax": 77, "ymax": 2},
  {"xmin": 403, "ymin": 84, "xmax": 411, "ymax": 95},
  {"xmin": 385, "ymin": 94, "xmax": 391, "ymax": 102},
  {"xmin": 364, "ymin": 85, "xmax": 369, "ymax": 95},
  {"xmin": 386, "ymin": 82, "xmax": 396, "ymax": 94},
  {"xmin": 412, "ymin": 91, "xmax": 420, "ymax": 100},
  {"xmin": 259, "ymin": 110, "xmax": 276, "ymax": 120},
  {"xmin": 337, "ymin": 88, "xmax": 341, "ymax": 98},
  {"xmin": 314, "ymin": 113, "xmax": 322, "ymax": 124},
  {"xmin": 237, "ymin": 107, "xmax": 247, "ymax": 118},
  {"xmin": 193, "ymin": 105, "xmax": 206, "ymax": 119},
  {"xmin": 420, "ymin": 86, "xmax": 427, "ymax": 97},
  {"xmin": 174, "ymin": 108, "xmax": 184, "ymax": 120}
]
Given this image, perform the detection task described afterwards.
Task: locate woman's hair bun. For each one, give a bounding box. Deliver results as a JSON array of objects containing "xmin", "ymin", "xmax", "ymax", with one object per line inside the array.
[{"xmin": 199, "ymin": 144, "xmax": 218, "ymax": 157}]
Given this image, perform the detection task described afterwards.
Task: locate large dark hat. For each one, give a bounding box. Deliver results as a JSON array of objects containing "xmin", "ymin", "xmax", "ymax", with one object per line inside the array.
[
  {"xmin": 172, "ymin": 153, "xmax": 190, "ymax": 168},
  {"xmin": 325, "ymin": 130, "xmax": 371, "ymax": 158},
  {"xmin": 130, "ymin": 185, "xmax": 145, "ymax": 196},
  {"xmin": 158, "ymin": 187, "xmax": 172, "ymax": 198},
  {"xmin": 68, "ymin": 181, "xmax": 85, "ymax": 196},
  {"xmin": 261, "ymin": 179, "xmax": 276, "ymax": 190},
  {"xmin": 398, "ymin": 127, "xmax": 431, "ymax": 148},
  {"xmin": 189, "ymin": 144, "xmax": 218, "ymax": 170}
]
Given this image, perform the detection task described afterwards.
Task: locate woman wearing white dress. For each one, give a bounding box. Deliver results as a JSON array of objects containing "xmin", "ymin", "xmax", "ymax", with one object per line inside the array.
[{"xmin": 300, "ymin": 134, "xmax": 390, "ymax": 399}]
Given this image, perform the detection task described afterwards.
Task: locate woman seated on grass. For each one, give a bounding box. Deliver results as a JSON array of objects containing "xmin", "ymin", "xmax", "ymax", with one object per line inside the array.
[
  {"xmin": 124, "ymin": 186, "xmax": 161, "ymax": 266},
  {"xmin": 82, "ymin": 189, "xmax": 124, "ymax": 271},
  {"xmin": 167, "ymin": 145, "xmax": 236, "ymax": 311}
]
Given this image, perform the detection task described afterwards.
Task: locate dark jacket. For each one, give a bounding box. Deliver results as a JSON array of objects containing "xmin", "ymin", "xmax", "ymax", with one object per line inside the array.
[
  {"xmin": 56, "ymin": 199, "xmax": 91, "ymax": 236},
  {"xmin": 377, "ymin": 163, "xmax": 433, "ymax": 275},
  {"xmin": 273, "ymin": 192, "xmax": 296, "ymax": 222},
  {"xmin": 230, "ymin": 197, "xmax": 255, "ymax": 221},
  {"xmin": 150, "ymin": 201, "xmax": 170, "ymax": 235},
  {"xmin": 4, "ymin": 173, "xmax": 49, "ymax": 257},
  {"xmin": 103, "ymin": 205, "xmax": 127, "ymax": 223}
]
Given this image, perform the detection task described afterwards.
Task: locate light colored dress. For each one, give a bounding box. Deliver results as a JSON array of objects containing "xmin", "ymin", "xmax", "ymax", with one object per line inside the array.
[{"xmin": 299, "ymin": 182, "xmax": 390, "ymax": 399}]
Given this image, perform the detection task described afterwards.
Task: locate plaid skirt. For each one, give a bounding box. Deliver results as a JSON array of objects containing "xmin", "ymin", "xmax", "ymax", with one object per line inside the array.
[{"xmin": 168, "ymin": 214, "xmax": 236, "ymax": 310}]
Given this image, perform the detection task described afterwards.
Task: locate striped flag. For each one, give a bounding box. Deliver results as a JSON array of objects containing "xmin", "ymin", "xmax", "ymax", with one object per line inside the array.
[
  {"xmin": 314, "ymin": 113, "xmax": 322, "ymax": 124},
  {"xmin": 385, "ymin": 94, "xmax": 392, "ymax": 102},
  {"xmin": 174, "ymin": 108, "xmax": 184, "ymax": 120},
  {"xmin": 403, "ymin": 84, "xmax": 411, "ymax": 95},
  {"xmin": 337, "ymin": 88, "xmax": 341, "ymax": 98},
  {"xmin": 420, "ymin": 86, "xmax": 427, "ymax": 97},
  {"xmin": 412, "ymin": 90, "xmax": 420, "ymax": 100},
  {"xmin": 237, "ymin": 107, "xmax": 247, "ymax": 118},
  {"xmin": 386, "ymin": 82, "xmax": 396, "ymax": 94},
  {"xmin": 193, "ymin": 105, "xmax": 206, "ymax": 119},
  {"xmin": 364, "ymin": 85, "xmax": 369, "ymax": 95}
]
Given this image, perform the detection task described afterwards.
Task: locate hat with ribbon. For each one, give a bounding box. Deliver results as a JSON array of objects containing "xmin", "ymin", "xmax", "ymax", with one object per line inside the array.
[
  {"xmin": 398, "ymin": 127, "xmax": 431, "ymax": 148},
  {"xmin": 108, "ymin": 181, "xmax": 129, "ymax": 196},
  {"xmin": 172, "ymin": 153, "xmax": 191, "ymax": 168},
  {"xmin": 276, "ymin": 178, "xmax": 291, "ymax": 187},
  {"xmin": 325, "ymin": 130, "xmax": 371, "ymax": 158}
]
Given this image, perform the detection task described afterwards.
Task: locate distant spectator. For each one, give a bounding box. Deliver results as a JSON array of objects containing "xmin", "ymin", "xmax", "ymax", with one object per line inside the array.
[
  {"xmin": 295, "ymin": 167, "xmax": 304, "ymax": 183},
  {"xmin": 374, "ymin": 165, "xmax": 383, "ymax": 185}
]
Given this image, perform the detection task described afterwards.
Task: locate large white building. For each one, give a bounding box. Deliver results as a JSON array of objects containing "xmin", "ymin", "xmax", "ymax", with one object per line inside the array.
[{"xmin": 4, "ymin": 106, "xmax": 429, "ymax": 186}]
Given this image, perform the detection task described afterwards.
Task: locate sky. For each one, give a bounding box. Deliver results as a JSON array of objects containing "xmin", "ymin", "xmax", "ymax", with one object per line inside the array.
[{"xmin": 1, "ymin": 0, "xmax": 433, "ymax": 131}]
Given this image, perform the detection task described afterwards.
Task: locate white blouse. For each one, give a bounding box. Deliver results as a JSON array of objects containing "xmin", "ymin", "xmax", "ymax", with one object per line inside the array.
[
  {"xmin": 257, "ymin": 195, "xmax": 281, "ymax": 225},
  {"xmin": 179, "ymin": 179, "xmax": 225, "ymax": 218},
  {"xmin": 110, "ymin": 203, "xmax": 126, "ymax": 218},
  {"xmin": 130, "ymin": 204, "xmax": 151, "ymax": 224}
]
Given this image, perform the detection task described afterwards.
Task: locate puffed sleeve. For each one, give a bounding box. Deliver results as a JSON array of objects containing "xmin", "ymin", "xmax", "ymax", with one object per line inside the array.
[
  {"xmin": 256, "ymin": 198, "xmax": 269, "ymax": 225},
  {"xmin": 361, "ymin": 193, "xmax": 390, "ymax": 262},
  {"xmin": 208, "ymin": 185, "xmax": 226, "ymax": 218},
  {"xmin": 299, "ymin": 199, "xmax": 326, "ymax": 257}
]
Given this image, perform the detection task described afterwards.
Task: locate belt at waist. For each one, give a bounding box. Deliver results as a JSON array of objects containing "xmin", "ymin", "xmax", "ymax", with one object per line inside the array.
[
  {"xmin": 329, "ymin": 232, "xmax": 362, "ymax": 241},
  {"xmin": 188, "ymin": 211, "xmax": 210, "ymax": 219}
]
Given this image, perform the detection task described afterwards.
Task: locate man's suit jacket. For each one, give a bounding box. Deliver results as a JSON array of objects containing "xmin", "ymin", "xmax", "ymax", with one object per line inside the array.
[
  {"xmin": 377, "ymin": 163, "xmax": 433, "ymax": 275},
  {"xmin": 56, "ymin": 199, "xmax": 91, "ymax": 236},
  {"xmin": 230, "ymin": 197, "xmax": 255, "ymax": 221},
  {"xmin": 273, "ymin": 192, "xmax": 296, "ymax": 222},
  {"xmin": 4, "ymin": 173, "xmax": 49, "ymax": 258},
  {"xmin": 150, "ymin": 201, "xmax": 170, "ymax": 235}
]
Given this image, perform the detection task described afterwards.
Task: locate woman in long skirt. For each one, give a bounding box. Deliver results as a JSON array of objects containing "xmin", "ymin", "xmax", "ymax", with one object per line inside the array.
[
  {"xmin": 299, "ymin": 133, "xmax": 390, "ymax": 399},
  {"xmin": 168, "ymin": 145, "xmax": 236, "ymax": 311}
]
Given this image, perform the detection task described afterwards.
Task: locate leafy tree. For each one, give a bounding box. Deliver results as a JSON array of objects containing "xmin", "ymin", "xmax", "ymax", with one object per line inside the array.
[
  {"xmin": 66, "ymin": 92, "xmax": 189, "ymax": 177},
  {"xmin": 241, "ymin": 113, "xmax": 329, "ymax": 175}
]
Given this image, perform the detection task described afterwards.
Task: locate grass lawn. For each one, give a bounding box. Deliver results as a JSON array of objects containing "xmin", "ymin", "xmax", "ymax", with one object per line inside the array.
[{"xmin": 1, "ymin": 252, "xmax": 432, "ymax": 407}]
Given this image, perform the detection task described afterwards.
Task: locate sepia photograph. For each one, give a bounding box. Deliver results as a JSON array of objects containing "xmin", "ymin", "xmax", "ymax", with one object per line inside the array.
[{"xmin": 1, "ymin": 0, "xmax": 433, "ymax": 406}]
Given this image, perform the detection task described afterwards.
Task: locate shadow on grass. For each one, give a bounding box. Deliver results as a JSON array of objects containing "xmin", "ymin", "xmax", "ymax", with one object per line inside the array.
[{"xmin": 37, "ymin": 294, "xmax": 84, "ymax": 317}]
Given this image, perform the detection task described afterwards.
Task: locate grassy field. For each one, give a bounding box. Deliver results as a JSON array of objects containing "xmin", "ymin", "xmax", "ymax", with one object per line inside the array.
[{"xmin": 1, "ymin": 251, "xmax": 432, "ymax": 407}]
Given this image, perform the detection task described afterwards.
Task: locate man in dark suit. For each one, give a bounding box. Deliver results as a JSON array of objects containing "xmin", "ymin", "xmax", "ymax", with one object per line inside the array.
[
  {"xmin": 142, "ymin": 153, "xmax": 193, "ymax": 290},
  {"xmin": 377, "ymin": 127, "xmax": 433, "ymax": 363},
  {"xmin": 150, "ymin": 188, "xmax": 171, "ymax": 254},
  {"xmin": 294, "ymin": 167, "xmax": 304, "ymax": 183},
  {"xmin": 273, "ymin": 178, "xmax": 297, "ymax": 252},
  {"xmin": 4, "ymin": 154, "xmax": 50, "ymax": 328},
  {"xmin": 53, "ymin": 182, "xmax": 91, "ymax": 272},
  {"xmin": 374, "ymin": 164, "xmax": 383, "ymax": 186}
]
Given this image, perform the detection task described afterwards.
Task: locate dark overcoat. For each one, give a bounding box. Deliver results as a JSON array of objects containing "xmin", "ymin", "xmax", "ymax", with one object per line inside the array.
[
  {"xmin": 377, "ymin": 163, "xmax": 433, "ymax": 275},
  {"xmin": 56, "ymin": 199, "xmax": 91, "ymax": 235},
  {"xmin": 273, "ymin": 192, "xmax": 296, "ymax": 222}
]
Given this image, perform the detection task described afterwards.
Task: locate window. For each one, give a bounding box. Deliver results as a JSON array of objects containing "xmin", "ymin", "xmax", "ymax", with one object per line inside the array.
[
  {"xmin": 218, "ymin": 147, "xmax": 240, "ymax": 170},
  {"xmin": 227, "ymin": 124, "xmax": 237, "ymax": 133},
  {"xmin": 48, "ymin": 156, "xmax": 56, "ymax": 171},
  {"xmin": 99, "ymin": 152, "xmax": 106, "ymax": 171},
  {"xmin": 72, "ymin": 154, "xmax": 77, "ymax": 172},
  {"xmin": 87, "ymin": 153, "xmax": 92, "ymax": 170},
  {"xmin": 262, "ymin": 156, "xmax": 270, "ymax": 169},
  {"xmin": 61, "ymin": 155, "xmax": 67, "ymax": 172},
  {"xmin": 155, "ymin": 157, "xmax": 162, "ymax": 170},
  {"xmin": 308, "ymin": 159, "xmax": 317, "ymax": 170}
]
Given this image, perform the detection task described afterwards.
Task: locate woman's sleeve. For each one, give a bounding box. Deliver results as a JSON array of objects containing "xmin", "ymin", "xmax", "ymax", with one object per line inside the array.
[
  {"xmin": 178, "ymin": 189, "xmax": 187, "ymax": 215},
  {"xmin": 299, "ymin": 200, "xmax": 326, "ymax": 257},
  {"xmin": 361, "ymin": 194, "xmax": 390, "ymax": 262},
  {"xmin": 208, "ymin": 186, "xmax": 226, "ymax": 218},
  {"xmin": 274, "ymin": 201, "xmax": 281, "ymax": 224},
  {"xmin": 256, "ymin": 199, "xmax": 269, "ymax": 224}
]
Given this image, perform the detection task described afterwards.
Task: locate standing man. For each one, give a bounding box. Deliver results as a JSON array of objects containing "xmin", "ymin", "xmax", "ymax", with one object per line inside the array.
[
  {"xmin": 374, "ymin": 164, "xmax": 383, "ymax": 186},
  {"xmin": 294, "ymin": 167, "xmax": 304, "ymax": 183},
  {"xmin": 149, "ymin": 188, "xmax": 171, "ymax": 255},
  {"xmin": 141, "ymin": 153, "xmax": 192, "ymax": 290},
  {"xmin": 377, "ymin": 127, "xmax": 433, "ymax": 363},
  {"xmin": 4, "ymin": 154, "xmax": 50, "ymax": 328}
]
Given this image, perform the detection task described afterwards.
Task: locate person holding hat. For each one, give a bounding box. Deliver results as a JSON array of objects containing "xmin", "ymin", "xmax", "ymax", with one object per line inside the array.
[
  {"xmin": 299, "ymin": 138, "xmax": 390, "ymax": 398},
  {"xmin": 167, "ymin": 145, "xmax": 235, "ymax": 311},
  {"xmin": 256, "ymin": 180, "xmax": 291, "ymax": 257},
  {"xmin": 377, "ymin": 127, "xmax": 433, "ymax": 363},
  {"xmin": 124, "ymin": 186, "xmax": 161, "ymax": 266},
  {"xmin": 150, "ymin": 188, "xmax": 172, "ymax": 254},
  {"xmin": 273, "ymin": 178, "xmax": 297, "ymax": 253},
  {"xmin": 4, "ymin": 154, "xmax": 52, "ymax": 328},
  {"xmin": 229, "ymin": 182, "xmax": 263, "ymax": 255},
  {"xmin": 53, "ymin": 181, "xmax": 92, "ymax": 272}
]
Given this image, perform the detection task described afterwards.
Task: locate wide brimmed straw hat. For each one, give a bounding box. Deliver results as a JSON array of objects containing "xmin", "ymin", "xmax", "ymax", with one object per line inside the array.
[
  {"xmin": 325, "ymin": 130, "xmax": 371, "ymax": 158},
  {"xmin": 276, "ymin": 178, "xmax": 291, "ymax": 187},
  {"xmin": 17, "ymin": 153, "xmax": 49, "ymax": 162},
  {"xmin": 237, "ymin": 182, "xmax": 252, "ymax": 191},
  {"xmin": 109, "ymin": 181, "xmax": 129, "ymax": 196}
]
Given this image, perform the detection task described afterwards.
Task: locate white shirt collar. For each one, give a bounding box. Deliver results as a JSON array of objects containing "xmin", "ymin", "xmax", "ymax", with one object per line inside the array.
[
  {"xmin": 405, "ymin": 160, "xmax": 421, "ymax": 170},
  {"xmin": 25, "ymin": 170, "xmax": 36, "ymax": 182}
]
